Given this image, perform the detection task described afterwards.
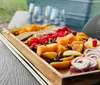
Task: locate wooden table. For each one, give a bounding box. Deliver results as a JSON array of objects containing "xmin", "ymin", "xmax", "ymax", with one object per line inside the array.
[
  {"xmin": 0, "ymin": 40, "xmax": 40, "ymax": 85},
  {"xmin": 1, "ymin": 10, "xmax": 100, "ymax": 85}
]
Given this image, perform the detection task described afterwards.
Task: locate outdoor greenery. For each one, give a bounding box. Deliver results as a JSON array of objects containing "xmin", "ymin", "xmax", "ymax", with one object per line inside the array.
[{"xmin": 0, "ymin": 0, "xmax": 27, "ymax": 23}]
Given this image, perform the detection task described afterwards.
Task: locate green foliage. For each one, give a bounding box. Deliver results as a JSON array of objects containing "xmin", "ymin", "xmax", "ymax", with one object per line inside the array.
[{"xmin": 0, "ymin": 0, "xmax": 27, "ymax": 23}]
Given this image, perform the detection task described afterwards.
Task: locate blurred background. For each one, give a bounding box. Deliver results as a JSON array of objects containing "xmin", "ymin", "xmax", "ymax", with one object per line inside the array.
[
  {"xmin": 0, "ymin": 0, "xmax": 26, "ymax": 28},
  {"xmin": 0, "ymin": 0, "xmax": 100, "ymax": 31}
]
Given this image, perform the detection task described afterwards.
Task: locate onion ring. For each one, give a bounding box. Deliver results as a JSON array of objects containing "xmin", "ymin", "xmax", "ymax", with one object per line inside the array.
[
  {"xmin": 84, "ymin": 48, "xmax": 94, "ymax": 54},
  {"xmin": 84, "ymin": 48, "xmax": 100, "ymax": 60},
  {"xmin": 71, "ymin": 57, "xmax": 90, "ymax": 72},
  {"xmin": 87, "ymin": 57, "xmax": 97, "ymax": 70}
]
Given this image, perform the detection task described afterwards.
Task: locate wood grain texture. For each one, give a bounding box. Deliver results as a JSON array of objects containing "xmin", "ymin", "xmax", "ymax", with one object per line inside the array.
[{"xmin": 0, "ymin": 40, "xmax": 40, "ymax": 85}]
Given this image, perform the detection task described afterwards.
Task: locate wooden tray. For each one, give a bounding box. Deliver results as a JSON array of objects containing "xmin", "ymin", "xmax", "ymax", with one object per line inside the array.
[{"xmin": 2, "ymin": 29, "xmax": 100, "ymax": 85}]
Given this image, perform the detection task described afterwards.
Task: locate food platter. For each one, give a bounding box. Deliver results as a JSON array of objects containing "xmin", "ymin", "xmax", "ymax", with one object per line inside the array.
[{"xmin": 2, "ymin": 24, "xmax": 100, "ymax": 85}]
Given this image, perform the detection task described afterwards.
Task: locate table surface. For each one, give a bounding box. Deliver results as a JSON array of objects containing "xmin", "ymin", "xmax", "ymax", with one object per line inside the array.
[
  {"xmin": 1, "ymin": 10, "xmax": 100, "ymax": 85},
  {"xmin": 0, "ymin": 40, "xmax": 40, "ymax": 85}
]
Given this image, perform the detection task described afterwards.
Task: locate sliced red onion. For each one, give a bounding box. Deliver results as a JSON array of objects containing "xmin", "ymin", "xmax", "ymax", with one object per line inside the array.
[
  {"xmin": 70, "ymin": 66, "xmax": 78, "ymax": 72},
  {"xmin": 84, "ymin": 48, "xmax": 100, "ymax": 60},
  {"xmin": 95, "ymin": 48, "xmax": 100, "ymax": 53},
  {"xmin": 84, "ymin": 48, "xmax": 94, "ymax": 54},
  {"xmin": 71, "ymin": 57, "xmax": 90, "ymax": 72},
  {"xmin": 86, "ymin": 54, "xmax": 99, "ymax": 60},
  {"xmin": 85, "ymin": 51, "xmax": 100, "ymax": 60},
  {"xmin": 86, "ymin": 50, "xmax": 100, "ymax": 56},
  {"xmin": 87, "ymin": 57, "xmax": 97, "ymax": 70}
]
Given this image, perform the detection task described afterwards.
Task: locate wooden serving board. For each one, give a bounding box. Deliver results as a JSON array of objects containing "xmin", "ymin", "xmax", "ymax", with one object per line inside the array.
[{"xmin": 2, "ymin": 29, "xmax": 100, "ymax": 85}]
